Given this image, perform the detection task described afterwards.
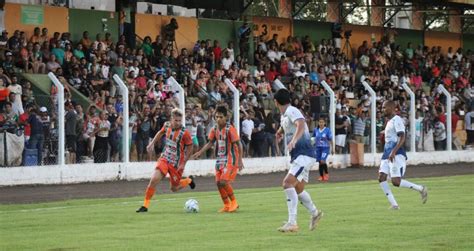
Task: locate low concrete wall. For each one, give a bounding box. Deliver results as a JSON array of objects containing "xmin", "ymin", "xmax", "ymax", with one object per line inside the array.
[{"xmin": 1, "ymin": 151, "xmax": 472, "ymax": 186}]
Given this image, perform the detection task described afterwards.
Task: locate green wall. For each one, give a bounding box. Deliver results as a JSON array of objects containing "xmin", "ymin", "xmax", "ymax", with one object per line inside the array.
[
  {"xmin": 293, "ymin": 20, "xmax": 333, "ymax": 46},
  {"xmin": 22, "ymin": 73, "xmax": 95, "ymax": 112},
  {"xmin": 394, "ymin": 28, "xmax": 423, "ymax": 50},
  {"xmin": 198, "ymin": 18, "xmax": 254, "ymax": 63},
  {"xmin": 462, "ymin": 33, "xmax": 474, "ymax": 51},
  {"xmin": 68, "ymin": 9, "xmax": 118, "ymax": 43}
]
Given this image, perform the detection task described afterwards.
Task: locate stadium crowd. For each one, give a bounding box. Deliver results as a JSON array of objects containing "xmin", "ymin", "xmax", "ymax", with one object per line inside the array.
[{"xmin": 0, "ymin": 23, "xmax": 472, "ymax": 166}]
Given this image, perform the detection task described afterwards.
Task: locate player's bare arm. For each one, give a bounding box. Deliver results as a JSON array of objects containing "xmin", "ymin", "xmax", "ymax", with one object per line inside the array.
[
  {"xmin": 147, "ymin": 128, "xmax": 165, "ymax": 153},
  {"xmin": 233, "ymin": 140, "xmax": 245, "ymax": 171},
  {"xmin": 276, "ymin": 127, "xmax": 284, "ymax": 142},
  {"xmin": 192, "ymin": 140, "xmax": 215, "ymax": 159}
]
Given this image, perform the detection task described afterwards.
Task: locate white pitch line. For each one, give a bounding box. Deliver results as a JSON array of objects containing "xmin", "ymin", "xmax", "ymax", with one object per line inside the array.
[{"xmin": 0, "ymin": 178, "xmax": 458, "ymax": 214}]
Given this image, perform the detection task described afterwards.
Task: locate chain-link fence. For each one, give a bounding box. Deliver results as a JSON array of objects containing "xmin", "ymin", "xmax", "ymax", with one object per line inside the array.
[{"xmin": 3, "ymin": 93, "xmax": 60, "ymax": 167}]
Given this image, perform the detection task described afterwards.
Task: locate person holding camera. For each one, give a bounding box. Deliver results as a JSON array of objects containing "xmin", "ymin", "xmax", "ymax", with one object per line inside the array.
[{"xmin": 163, "ymin": 18, "xmax": 178, "ymax": 51}]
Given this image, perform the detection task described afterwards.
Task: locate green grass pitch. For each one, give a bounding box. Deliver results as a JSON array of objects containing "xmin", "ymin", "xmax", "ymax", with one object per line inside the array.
[{"xmin": 1, "ymin": 175, "xmax": 473, "ymax": 250}]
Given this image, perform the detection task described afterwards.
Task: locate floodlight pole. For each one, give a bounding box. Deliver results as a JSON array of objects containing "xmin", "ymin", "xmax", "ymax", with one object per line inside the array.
[
  {"xmin": 166, "ymin": 77, "xmax": 186, "ymax": 127},
  {"xmin": 224, "ymin": 78, "xmax": 240, "ymax": 135},
  {"xmin": 361, "ymin": 81, "xmax": 376, "ymax": 157},
  {"xmin": 438, "ymin": 85, "xmax": 452, "ymax": 151},
  {"xmin": 402, "ymin": 83, "xmax": 416, "ymax": 153},
  {"xmin": 47, "ymin": 72, "xmax": 65, "ymax": 166},
  {"xmin": 113, "ymin": 74, "xmax": 130, "ymax": 163},
  {"xmin": 320, "ymin": 80, "xmax": 336, "ymax": 150}
]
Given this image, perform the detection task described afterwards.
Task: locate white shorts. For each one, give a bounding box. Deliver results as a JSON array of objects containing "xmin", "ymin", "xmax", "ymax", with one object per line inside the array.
[
  {"xmin": 335, "ymin": 135, "xmax": 346, "ymax": 147},
  {"xmin": 289, "ymin": 155, "xmax": 316, "ymax": 183},
  {"xmin": 379, "ymin": 155, "xmax": 407, "ymax": 178}
]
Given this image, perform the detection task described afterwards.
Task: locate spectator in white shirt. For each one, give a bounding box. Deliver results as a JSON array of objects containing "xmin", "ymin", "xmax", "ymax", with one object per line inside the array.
[{"xmin": 221, "ymin": 51, "xmax": 233, "ymax": 70}]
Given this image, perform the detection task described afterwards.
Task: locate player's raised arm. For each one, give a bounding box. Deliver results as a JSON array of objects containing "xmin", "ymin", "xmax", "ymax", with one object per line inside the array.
[{"xmin": 147, "ymin": 122, "xmax": 167, "ymax": 153}]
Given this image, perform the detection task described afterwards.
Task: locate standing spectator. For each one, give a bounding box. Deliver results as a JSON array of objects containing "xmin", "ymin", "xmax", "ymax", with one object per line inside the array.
[
  {"xmin": 352, "ymin": 111, "xmax": 367, "ymax": 144},
  {"xmin": 433, "ymin": 117, "xmax": 447, "ymax": 151},
  {"xmin": 106, "ymin": 104, "xmax": 120, "ymax": 162},
  {"xmin": 250, "ymin": 109, "xmax": 266, "ymax": 157},
  {"xmin": 93, "ymin": 111, "xmax": 110, "ymax": 163},
  {"xmin": 240, "ymin": 109, "xmax": 254, "ymax": 157},
  {"xmin": 415, "ymin": 110, "xmax": 424, "ymax": 151},
  {"xmin": 9, "ymin": 92, "xmax": 22, "ymax": 116},
  {"xmin": 27, "ymin": 105, "xmax": 44, "ymax": 165},
  {"xmin": 335, "ymin": 109, "xmax": 349, "ymax": 154},
  {"xmin": 7, "ymin": 75, "xmax": 23, "ymax": 113},
  {"xmin": 263, "ymin": 112, "xmax": 278, "ymax": 157},
  {"xmin": 75, "ymin": 104, "xmax": 86, "ymax": 163},
  {"xmin": 136, "ymin": 105, "xmax": 152, "ymax": 161},
  {"xmin": 0, "ymin": 78, "xmax": 9, "ymax": 112},
  {"xmin": 65, "ymin": 101, "xmax": 77, "ymax": 163},
  {"xmin": 213, "ymin": 40, "xmax": 222, "ymax": 65},
  {"xmin": 465, "ymin": 105, "xmax": 474, "ymax": 147}
]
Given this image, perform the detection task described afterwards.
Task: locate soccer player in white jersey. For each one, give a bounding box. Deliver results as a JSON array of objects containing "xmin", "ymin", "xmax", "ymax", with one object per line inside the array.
[
  {"xmin": 378, "ymin": 101, "xmax": 428, "ymax": 210},
  {"xmin": 274, "ymin": 89, "xmax": 323, "ymax": 233}
]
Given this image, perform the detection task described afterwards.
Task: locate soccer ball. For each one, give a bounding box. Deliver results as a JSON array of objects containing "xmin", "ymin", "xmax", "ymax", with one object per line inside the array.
[{"xmin": 184, "ymin": 199, "xmax": 199, "ymax": 213}]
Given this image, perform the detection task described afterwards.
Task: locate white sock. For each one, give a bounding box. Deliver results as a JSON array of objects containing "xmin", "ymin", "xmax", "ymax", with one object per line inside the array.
[
  {"xmin": 284, "ymin": 187, "xmax": 298, "ymax": 225},
  {"xmin": 380, "ymin": 181, "xmax": 398, "ymax": 206},
  {"xmin": 400, "ymin": 179, "xmax": 423, "ymax": 192},
  {"xmin": 298, "ymin": 190, "xmax": 317, "ymax": 216}
]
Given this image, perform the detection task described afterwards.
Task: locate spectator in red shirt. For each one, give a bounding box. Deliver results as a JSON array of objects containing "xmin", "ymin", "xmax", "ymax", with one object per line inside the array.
[
  {"xmin": 265, "ymin": 64, "xmax": 279, "ymax": 82},
  {"xmin": 436, "ymin": 106, "xmax": 447, "ymax": 125},
  {"xmin": 213, "ymin": 40, "xmax": 222, "ymax": 65},
  {"xmin": 135, "ymin": 69, "xmax": 147, "ymax": 94},
  {"xmin": 279, "ymin": 56, "xmax": 289, "ymax": 76}
]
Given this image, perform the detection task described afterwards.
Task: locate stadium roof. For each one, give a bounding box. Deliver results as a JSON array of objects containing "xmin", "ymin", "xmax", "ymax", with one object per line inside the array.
[{"xmin": 144, "ymin": 0, "xmax": 245, "ymax": 13}]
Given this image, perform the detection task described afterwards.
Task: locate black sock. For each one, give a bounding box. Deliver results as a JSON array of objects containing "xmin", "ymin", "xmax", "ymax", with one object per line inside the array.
[{"xmin": 320, "ymin": 163, "xmax": 328, "ymax": 175}]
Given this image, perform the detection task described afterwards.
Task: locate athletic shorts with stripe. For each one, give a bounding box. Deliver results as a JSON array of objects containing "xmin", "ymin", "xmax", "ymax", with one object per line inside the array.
[
  {"xmin": 288, "ymin": 155, "xmax": 316, "ymax": 183},
  {"xmin": 155, "ymin": 159, "xmax": 183, "ymax": 187},
  {"xmin": 215, "ymin": 165, "xmax": 238, "ymax": 182},
  {"xmin": 379, "ymin": 155, "xmax": 407, "ymax": 178}
]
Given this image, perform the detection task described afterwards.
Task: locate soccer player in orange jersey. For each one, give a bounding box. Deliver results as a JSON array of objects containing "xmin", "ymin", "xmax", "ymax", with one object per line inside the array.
[
  {"xmin": 192, "ymin": 105, "xmax": 244, "ymax": 213},
  {"xmin": 136, "ymin": 108, "xmax": 196, "ymax": 213}
]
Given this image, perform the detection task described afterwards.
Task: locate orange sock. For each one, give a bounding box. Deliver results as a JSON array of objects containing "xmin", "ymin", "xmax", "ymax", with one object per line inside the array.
[
  {"xmin": 179, "ymin": 177, "xmax": 191, "ymax": 188},
  {"xmin": 218, "ymin": 186, "xmax": 229, "ymax": 204},
  {"xmin": 224, "ymin": 184, "xmax": 235, "ymax": 201},
  {"xmin": 143, "ymin": 186, "xmax": 156, "ymax": 208}
]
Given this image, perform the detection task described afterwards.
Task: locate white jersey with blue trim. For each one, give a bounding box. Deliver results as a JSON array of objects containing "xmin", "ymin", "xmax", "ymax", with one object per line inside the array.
[
  {"xmin": 385, "ymin": 115, "xmax": 405, "ymax": 144},
  {"xmin": 280, "ymin": 106, "xmax": 314, "ymax": 161},
  {"xmin": 382, "ymin": 115, "xmax": 407, "ymax": 160}
]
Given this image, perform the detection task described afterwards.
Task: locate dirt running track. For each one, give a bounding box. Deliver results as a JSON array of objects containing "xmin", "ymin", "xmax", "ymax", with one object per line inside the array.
[{"xmin": 0, "ymin": 163, "xmax": 472, "ymax": 204}]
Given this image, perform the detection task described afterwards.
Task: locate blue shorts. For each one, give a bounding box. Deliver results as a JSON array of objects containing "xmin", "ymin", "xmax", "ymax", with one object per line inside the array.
[{"xmin": 315, "ymin": 147, "xmax": 330, "ymax": 162}]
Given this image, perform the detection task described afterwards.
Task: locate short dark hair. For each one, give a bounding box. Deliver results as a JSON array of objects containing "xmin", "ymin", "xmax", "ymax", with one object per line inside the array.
[
  {"xmin": 274, "ymin": 89, "xmax": 291, "ymax": 105},
  {"xmin": 216, "ymin": 105, "xmax": 228, "ymax": 117}
]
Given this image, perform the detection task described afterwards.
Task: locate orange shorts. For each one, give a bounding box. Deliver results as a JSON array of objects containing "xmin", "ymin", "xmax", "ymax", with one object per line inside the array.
[
  {"xmin": 215, "ymin": 165, "xmax": 238, "ymax": 182},
  {"xmin": 156, "ymin": 159, "xmax": 183, "ymax": 187}
]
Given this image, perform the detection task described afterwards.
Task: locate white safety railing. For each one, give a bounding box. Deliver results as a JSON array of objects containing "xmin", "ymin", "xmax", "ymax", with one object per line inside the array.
[
  {"xmin": 112, "ymin": 74, "xmax": 130, "ymax": 163},
  {"xmin": 224, "ymin": 78, "xmax": 240, "ymax": 135},
  {"xmin": 361, "ymin": 81, "xmax": 376, "ymax": 156},
  {"xmin": 166, "ymin": 76, "xmax": 186, "ymax": 127},
  {"xmin": 438, "ymin": 85, "xmax": 452, "ymax": 151},
  {"xmin": 402, "ymin": 83, "xmax": 416, "ymax": 152},
  {"xmin": 47, "ymin": 72, "xmax": 65, "ymax": 166},
  {"xmin": 320, "ymin": 80, "xmax": 336, "ymax": 149}
]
